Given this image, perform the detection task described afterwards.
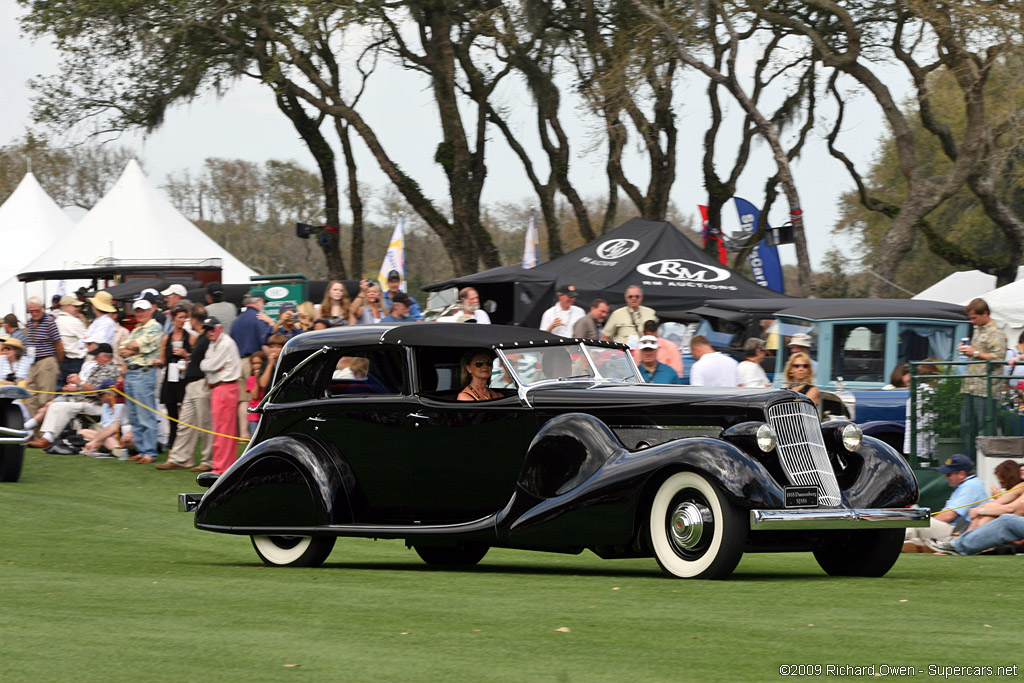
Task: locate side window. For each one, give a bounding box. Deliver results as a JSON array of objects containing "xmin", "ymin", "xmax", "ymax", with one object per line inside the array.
[
  {"xmin": 327, "ymin": 347, "xmax": 405, "ymax": 397},
  {"xmin": 832, "ymin": 323, "xmax": 886, "ymax": 382}
]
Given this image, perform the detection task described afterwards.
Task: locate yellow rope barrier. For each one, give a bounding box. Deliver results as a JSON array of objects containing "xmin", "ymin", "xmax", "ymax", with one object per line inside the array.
[
  {"xmin": 929, "ymin": 482, "xmax": 1024, "ymax": 516},
  {"xmin": 23, "ymin": 386, "xmax": 250, "ymax": 442}
]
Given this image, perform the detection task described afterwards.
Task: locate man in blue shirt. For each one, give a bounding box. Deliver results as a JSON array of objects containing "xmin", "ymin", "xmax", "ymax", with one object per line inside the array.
[
  {"xmin": 636, "ymin": 335, "xmax": 682, "ymax": 384},
  {"xmin": 381, "ymin": 294, "xmax": 417, "ymax": 323},
  {"xmin": 904, "ymin": 453, "xmax": 987, "ymax": 549},
  {"xmin": 382, "ymin": 270, "xmax": 424, "ymax": 321},
  {"xmin": 230, "ymin": 292, "xmax": 274, "ymax": 357}
]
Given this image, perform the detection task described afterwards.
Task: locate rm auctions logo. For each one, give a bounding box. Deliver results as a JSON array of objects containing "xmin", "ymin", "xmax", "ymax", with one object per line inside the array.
[
  {"xmin": 636, "ymin": 259, "xmax": 730, "ymax": 282},
  {"xmin": 595, "ymin": 239, "xmax": 640, "ymax": 260}
]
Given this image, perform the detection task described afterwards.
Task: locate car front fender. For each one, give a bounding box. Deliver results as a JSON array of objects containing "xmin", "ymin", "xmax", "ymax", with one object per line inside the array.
[{"xmin": 500, "ymin": 414, "xmax": 785, "ymax": 549}]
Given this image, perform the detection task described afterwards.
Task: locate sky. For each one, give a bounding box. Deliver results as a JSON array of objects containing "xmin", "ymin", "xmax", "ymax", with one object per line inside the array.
[{"xmin": 1, "ymin": 4, "xmax": 885, "ymax": 274}]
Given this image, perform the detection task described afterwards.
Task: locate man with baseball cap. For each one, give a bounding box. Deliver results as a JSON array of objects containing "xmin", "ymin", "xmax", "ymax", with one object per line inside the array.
[
  {"xmin": 382, "ymin": 270, "xmax": 423, "ymax": 321},
  {"xmin": 197, "ymin": 316, "xmax": 243, "ymax": 474},
  {"xmin": 540, "ymin": 285, "xmax": 584, "ymax": 337},
  {"xmin": 204, "ymin": 282, "xmax": 238, "ymax": 333},
  {"xmin": 904, "ymin": 453, "xmax": 987, "ymax": 550},
  {"xmin": 636, "ymin": 335, "xmax": 682, "ymax": 384},
  {"xmin": 381, "ymin": 293, "xmax": 416, "ymax": 322},
  {"xmin": 160, "ymin": 283, "xmax": 189, "ymax": 333},
  {"xmin": 116, "ymin": 298, "xmax": 164, "ymax": 464}
]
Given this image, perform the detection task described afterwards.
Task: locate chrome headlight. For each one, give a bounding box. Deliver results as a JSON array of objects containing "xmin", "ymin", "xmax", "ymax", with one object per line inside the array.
[
  {"xmin": 756, "ymin": 424, "xmax": 777, "ymax": 453},
  {"xmin": 821, "ymin": 420, "xmax": 862, "ymax": 453},
  {"xmin": 840, "ymin": 423, "xmax": 862, "ymax": 452},
  {"xmin": 722, "ymin": 421, "xmax": 777, "ymax": 454}
]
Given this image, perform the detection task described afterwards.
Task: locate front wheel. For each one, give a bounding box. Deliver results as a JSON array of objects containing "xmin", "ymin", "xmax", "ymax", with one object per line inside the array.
[
  {"xmin": 648, "ymin": 471, "xmax": 747, "ymax": 579},
  {"xmin": 813, "ymin": 529, "xmax": 904, "ymax": 577},
  {"xmin": 0, "ymin": 402, "xmax": 26, "ymax": 482},
  {"xmin": 251, "ymin": 535, "xmax": 336, "ymax": 567},
  {"xmin": 414, "ymin": 544, "xmax": 489, "ymax": 566}
]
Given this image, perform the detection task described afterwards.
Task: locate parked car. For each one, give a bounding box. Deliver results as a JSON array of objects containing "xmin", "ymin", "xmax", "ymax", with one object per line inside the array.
[{"xmin": 179, "ymin": 324, "xmax": 928, "ymax": 579}]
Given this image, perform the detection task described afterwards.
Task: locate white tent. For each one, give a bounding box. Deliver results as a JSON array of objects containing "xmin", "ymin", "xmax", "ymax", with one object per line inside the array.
[
  {"xmin": 18, "ymin": 159, "xmax": 257, "ymax": 285},
  {"xmin": 0, "ymin": 172, "xmax": 76, "ymax": 313},
  {"xmin": 913, "ymin": 267, "xmax": 1024, "ymax": 305}
]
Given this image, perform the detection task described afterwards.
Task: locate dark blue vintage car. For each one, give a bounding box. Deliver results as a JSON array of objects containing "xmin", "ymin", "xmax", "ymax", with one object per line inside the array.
[{"xmin": 179, "ymin": 324, "xmax": 928, "ymax": 579}]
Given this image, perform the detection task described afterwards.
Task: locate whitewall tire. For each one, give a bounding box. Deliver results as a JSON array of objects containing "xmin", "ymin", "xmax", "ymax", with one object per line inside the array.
[{"xmin": 648, "ymin": 471, "xmax": 747, "ymax": 579}]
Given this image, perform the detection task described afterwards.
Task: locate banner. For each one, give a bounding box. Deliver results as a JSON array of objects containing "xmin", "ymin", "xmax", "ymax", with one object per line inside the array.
[
  {"xmin": 733, "ymin": 197, "xmax": 785, "ymax": 293},
  {"xmin": 699, "ymin": 205, "xmax": 728, "ymax": 266},
  {"xmin": 522, "ymin": 208, "xmax": 540, "ymax": 269},
  {"xmin": 378, "ymin": 213, "xmax": 406, "ymax": 291}
]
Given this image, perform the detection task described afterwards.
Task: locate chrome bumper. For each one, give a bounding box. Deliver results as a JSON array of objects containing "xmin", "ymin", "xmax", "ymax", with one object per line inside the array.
[
  {"xmin": 749, "ymin": 507, "xmax": 930, "ymax": 531},
  {"xmin": 0, "ymin": 426, "xmax": 32, "ymax": 444},
  {"xmin": 178, "ymin": 493, "xmax": 204, "ymax": 513}
]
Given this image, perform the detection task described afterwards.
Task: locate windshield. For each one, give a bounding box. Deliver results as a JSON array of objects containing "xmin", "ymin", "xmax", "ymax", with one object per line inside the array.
[{"xmin": 498, "ymin": 343, "xmax": 641, "ymax": 386}]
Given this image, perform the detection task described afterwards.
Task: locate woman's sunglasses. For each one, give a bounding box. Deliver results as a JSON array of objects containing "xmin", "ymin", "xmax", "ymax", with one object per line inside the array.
[
  {"xmin": 792, "ymin": 363, "xmax": 810, "ymax": 368},
  {"xmin": 472, "ymin": 360, "xmax": 491, "ymax": 368}
]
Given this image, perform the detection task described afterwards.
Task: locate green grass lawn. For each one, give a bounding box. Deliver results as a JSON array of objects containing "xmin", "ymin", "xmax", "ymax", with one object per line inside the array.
[{"xmin": 2, "ymin": 451, "xmax": 1020, "ymax": 682}]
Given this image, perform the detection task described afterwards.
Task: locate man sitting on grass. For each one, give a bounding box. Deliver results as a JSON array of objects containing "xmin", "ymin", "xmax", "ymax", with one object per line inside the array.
[{"xmin": 927, "ymin": 480, "xmax": 1024, "ymax": 555}]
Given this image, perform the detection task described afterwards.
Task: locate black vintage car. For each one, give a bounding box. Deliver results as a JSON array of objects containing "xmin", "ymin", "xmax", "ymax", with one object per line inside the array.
[{"xmin": 179, "ymin": 324, "xmax": 928, "ymax": 579}]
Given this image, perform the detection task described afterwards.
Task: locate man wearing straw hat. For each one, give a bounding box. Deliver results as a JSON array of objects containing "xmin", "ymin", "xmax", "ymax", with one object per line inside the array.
[{"xmin": 85, "ymin": 290, "xmax": 118, "ymax": 346}]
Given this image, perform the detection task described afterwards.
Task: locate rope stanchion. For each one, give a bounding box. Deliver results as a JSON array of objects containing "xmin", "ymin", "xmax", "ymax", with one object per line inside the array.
[{"xmin": 22, "ymin": 386, "xmax": 250, "ymax": 442}]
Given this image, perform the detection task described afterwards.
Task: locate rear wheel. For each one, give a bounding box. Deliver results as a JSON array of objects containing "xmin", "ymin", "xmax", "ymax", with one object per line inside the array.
[
  {"xmin": 813, "ymin": 529, "xmax": 904, "ymax": 577},
  {"xmin": 414, "ymin": 544, "xmax": 489, "ymax": 566},
  {"xmin": 648, "ymin": 471, "xmax": 747, "ymax": 579},
  {"xmin": 0, "ymin": 403, "xmax": 26, "ymax": 483},
  {"xmin": 251, "ymin": 535, "xmax": 336, "ymax": 567}
]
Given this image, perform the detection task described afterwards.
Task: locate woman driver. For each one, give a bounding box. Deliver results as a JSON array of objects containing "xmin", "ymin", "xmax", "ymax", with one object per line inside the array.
[{"xmin": 457, "ymin": 349, "xmax": 501, "ymax": 401}]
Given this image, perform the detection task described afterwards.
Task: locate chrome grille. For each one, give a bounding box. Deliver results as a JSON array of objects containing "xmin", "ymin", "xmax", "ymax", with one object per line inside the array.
[{"xmin": 766, "ymin": 401, "xmax": 842, "ymax": 507}]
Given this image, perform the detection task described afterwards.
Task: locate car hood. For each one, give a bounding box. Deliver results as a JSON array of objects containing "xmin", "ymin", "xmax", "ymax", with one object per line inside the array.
[{"xmin": 527, "ymin": 382, "xmax": 801, "ymax": 414}]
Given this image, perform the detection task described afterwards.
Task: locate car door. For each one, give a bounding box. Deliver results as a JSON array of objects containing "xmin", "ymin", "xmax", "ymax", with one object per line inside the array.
[
  {"xmin": 405, "ymin": 395, "xmax": 527, "ymax": 524},
  {"xmin": 310, "ymin": 346, "xmax": 420, "ymax": 523}
]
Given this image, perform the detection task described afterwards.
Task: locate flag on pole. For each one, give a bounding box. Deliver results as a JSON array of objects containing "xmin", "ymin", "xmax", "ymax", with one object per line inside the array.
[
  {"xmin": 734, "ymin": 197, "xmax": 785, "ymax": 293},
  {"xmin": 522, "ymin": 208, "xmax": 540, "ymax": 268},
  {"xmin": 378, "ymin": 213, "xmax": 406, "ymax": 291},
  {"xmin": 699, "ymin": 205, "xmax": 728, "ymax": 266}
]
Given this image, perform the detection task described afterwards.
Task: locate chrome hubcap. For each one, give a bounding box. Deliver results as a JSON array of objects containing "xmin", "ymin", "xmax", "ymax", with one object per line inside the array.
[{"xmin": 669, "ymin": 502, "xmax": 710, "ymax": 551}]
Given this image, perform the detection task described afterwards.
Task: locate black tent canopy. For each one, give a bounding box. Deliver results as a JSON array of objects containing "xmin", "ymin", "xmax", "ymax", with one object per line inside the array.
[
  {"xmin": 421, "ymin": 265, "xmax": 557, "ymax": 327},
  {"xmin": 423, "ymin": 218, "xmax": 788, "ymax": 326},
  {"xmin": 539, "ymin": 217, "xmax": 789, "ymax": 315}
]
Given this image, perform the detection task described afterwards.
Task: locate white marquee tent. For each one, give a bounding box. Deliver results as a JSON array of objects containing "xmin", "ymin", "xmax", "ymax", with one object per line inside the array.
[
  {"xmin": 18, "ymin": 159, "xmax": 257, "ymax": 293},
  {"xmin": 0, "ymin": 172, "xmax": 76, "ymax": 314}
]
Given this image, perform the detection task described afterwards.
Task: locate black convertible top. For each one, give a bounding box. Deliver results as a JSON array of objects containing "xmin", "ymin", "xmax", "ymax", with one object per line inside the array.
[
  {"xmin": 775, "ymin": 298, "xmax": 966, "ymax": 322},
  {"xmin": 284, "ymin": 322, "xmax": 626, "ymax": 353}
]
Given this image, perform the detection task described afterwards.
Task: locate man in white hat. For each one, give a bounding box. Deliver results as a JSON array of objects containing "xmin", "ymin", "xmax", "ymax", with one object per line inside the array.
[
  {"xmin": 54, "ymin": 295, "xmax": 89, "ymax": 387},
  {"xmin": 85, "ymin": 290, "xmax": 118, "ymax": 346},
  {"xmin": 118, "ymin": 298, "xmax": 164, "ymax": 464},
  {"xmin": 160, "ymin": 283, "xmax": 189, "ymax": 333},
  {"xmin": 788, "ymin": 332, "xmax": 818, "ymax": 373}
]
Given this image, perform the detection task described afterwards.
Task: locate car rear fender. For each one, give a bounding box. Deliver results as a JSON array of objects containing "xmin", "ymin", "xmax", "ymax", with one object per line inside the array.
[{"xmin": 195, "ymin": 436, "xmax": 353, "ymax": 529}]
